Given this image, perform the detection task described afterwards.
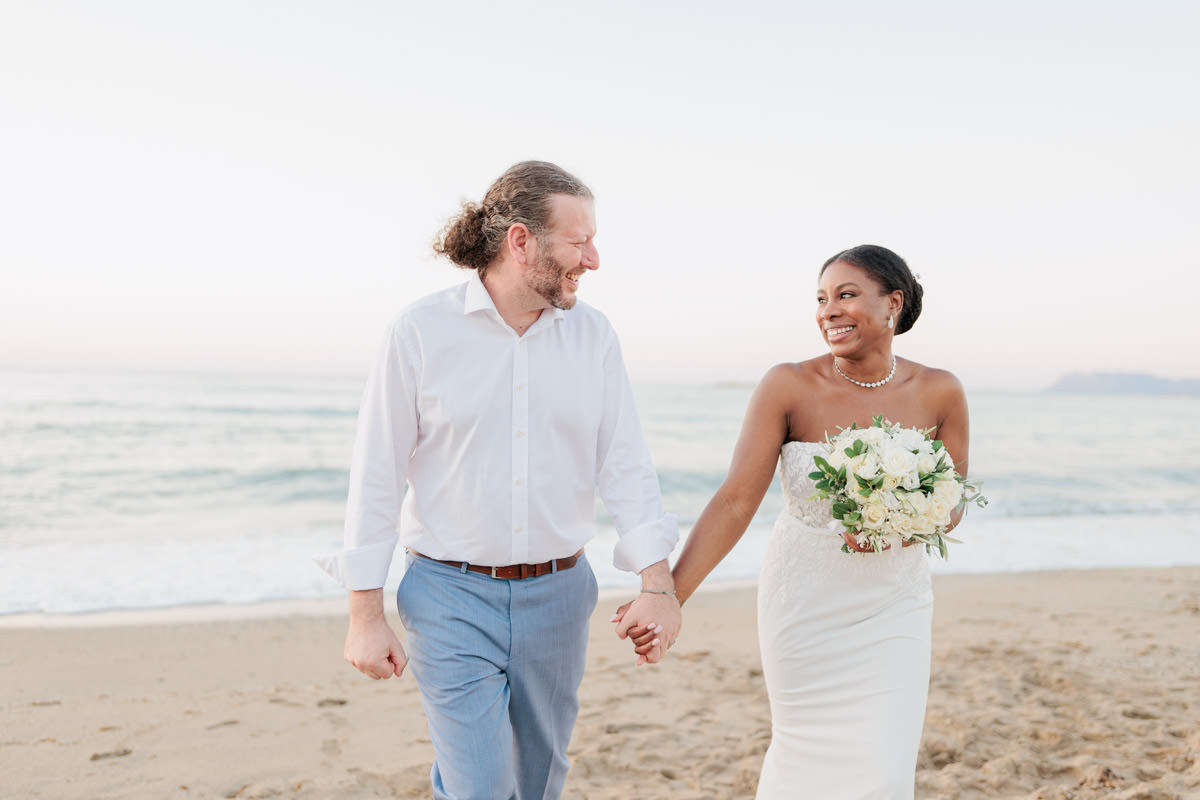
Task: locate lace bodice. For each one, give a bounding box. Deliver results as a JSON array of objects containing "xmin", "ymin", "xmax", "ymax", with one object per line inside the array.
[
  {"xmin": 778, "ymin": 441, "xmax": 839, "ymax": 531},
  {"xmin": 761, "ymin": 441, "xmax": 931, "ymax": 603}
]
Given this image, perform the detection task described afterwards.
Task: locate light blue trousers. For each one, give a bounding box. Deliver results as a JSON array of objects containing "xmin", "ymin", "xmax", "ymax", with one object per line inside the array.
[{"xmin": 396, "ymin": 553, "xmax": 599, "ymax": 800}]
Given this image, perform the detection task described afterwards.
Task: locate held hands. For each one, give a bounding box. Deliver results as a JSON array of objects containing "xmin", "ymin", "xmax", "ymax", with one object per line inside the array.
[
  {"xmin": 612, "ymin": 560, "xmax": 681, "ymax": 666},
  {"xmin": 612, "ymin": 593, "xmax": 680, "ymax": 665}
]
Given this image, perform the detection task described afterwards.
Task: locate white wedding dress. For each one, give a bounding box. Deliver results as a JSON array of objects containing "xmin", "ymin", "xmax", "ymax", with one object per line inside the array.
[{"xmin": 755, "ymin": 442, "xmax": 933, "ymax": 799}]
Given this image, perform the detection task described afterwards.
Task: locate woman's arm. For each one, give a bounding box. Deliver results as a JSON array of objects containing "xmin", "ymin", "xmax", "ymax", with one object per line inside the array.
[
  {"xmin": 672, "ymin": 366, "xmax": 794, "ymax": 605},
  {"xmin": 931, "ymin": 369, "xmax": 970, "ymax": 533}
]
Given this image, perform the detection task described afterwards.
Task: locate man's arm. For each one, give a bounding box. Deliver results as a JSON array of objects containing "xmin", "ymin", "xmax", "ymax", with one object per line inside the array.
[
  {"xmin": 314, "ymin": 319, "xmax": 420, "ymax": 678},
  {"xmin": 592, "ymin": 329, "xmax": 681, "ymax": 665}
]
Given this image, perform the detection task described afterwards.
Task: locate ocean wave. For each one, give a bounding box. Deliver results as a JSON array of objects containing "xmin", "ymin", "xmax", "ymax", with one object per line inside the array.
[
  {"xmin": 5, "ymin": 373, "xmax": 1200, "ymax": 614},
  {"xmin": 237, "ymin": 467, "xmax": 348, "ymax": 486},
  {"xmin": 182, "ymin": 405, "xmax": 357, "ymax": 418}
]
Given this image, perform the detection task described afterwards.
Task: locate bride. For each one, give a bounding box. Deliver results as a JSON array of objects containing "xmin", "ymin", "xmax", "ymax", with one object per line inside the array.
[{"xmin": 631, "ymin": 245, "xmax": 970, "ymax": 798}]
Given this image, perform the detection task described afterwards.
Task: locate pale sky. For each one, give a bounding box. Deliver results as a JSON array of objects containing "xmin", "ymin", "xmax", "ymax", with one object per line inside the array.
[{"xmin": 3, "ymin": 0, "xmax": 1198, "ymax": 391}]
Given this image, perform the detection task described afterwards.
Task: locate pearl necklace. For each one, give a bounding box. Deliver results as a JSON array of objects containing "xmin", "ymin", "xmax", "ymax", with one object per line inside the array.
[{"xmin": 833, "ymin": 355, "xmax": 897, "ymax": 388}]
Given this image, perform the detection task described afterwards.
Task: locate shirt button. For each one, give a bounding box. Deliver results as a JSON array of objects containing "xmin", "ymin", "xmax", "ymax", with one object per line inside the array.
[
  {"xmin": 516, "ymin": 384, "xmax": 524, "ymax": 391},
  {"xmin": 515, "ymin": 526, "xmax": 524, "ymax": 533},
  {"xmin": 515, "ymin": 431, "xmax": 525, "ymax": 438},
  {"xmin": 515, "ymin": 479, "xmax": 523, "ymax": 487}
]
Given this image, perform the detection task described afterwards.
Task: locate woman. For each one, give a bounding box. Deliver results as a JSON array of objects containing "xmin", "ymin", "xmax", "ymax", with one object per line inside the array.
[{"xmin": 628, "ymin": 245, "xmax": 969, "ymax": 798}]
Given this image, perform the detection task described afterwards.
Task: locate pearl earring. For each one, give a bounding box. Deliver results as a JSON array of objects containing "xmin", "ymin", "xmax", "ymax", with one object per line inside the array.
[{"xmin": 887, "ymin": 316, "xmax": 894, "ymax": 329}]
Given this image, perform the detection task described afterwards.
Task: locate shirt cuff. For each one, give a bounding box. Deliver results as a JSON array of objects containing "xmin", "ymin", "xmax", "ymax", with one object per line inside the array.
[
  {"xmin": 611, "ymin": 513, "xmax": 679, "ymax": 574},
  {"xmin": 312, "ymin": 535, "xmax": 400, "ymax": 590}
]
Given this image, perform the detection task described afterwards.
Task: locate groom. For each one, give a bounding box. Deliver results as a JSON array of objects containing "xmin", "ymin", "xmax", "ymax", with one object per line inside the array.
[{"xmin": 315, "ymin": 161, "xmax": 681, "ymax": 799}]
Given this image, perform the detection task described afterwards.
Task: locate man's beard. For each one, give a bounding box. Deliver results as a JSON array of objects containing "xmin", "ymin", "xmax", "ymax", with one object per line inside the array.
[{"xmin": 524, "ymin": 246, "xmax": 576, "ymax": 310}]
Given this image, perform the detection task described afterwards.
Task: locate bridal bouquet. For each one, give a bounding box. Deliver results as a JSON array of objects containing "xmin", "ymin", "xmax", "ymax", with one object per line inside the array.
[{"xmin": 809, "ymin": 416, "xmax": 987, "ymax": 558}]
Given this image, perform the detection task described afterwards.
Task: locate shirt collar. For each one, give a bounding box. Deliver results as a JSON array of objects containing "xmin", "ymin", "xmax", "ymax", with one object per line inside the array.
[
  {"xmin": 464, "ymin": 271, "xmax": 496, "ymax": 316},
  {"xmin": 464, "ymin": 271, "xmax": 566, "ymax": 331}
]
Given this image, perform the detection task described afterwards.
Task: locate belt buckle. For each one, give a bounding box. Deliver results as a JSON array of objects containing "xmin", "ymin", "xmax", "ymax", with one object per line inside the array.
[{"xmin": 490, "ymin": 565, "xmax": 502, "ymax": 579}]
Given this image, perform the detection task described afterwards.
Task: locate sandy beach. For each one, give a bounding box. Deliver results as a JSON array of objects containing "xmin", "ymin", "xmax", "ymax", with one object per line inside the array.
[{"xmin": 3, "ymin": 567, "xmax": 1197, "ymax": 799}]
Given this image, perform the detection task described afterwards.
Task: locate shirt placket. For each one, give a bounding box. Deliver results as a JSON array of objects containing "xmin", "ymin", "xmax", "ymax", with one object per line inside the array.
[{"xmin": 511, "ymin": 335, "xmax": 530, "ymax": 564}]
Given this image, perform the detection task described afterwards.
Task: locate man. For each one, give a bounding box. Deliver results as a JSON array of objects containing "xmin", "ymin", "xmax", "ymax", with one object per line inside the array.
[{"xmin": 314, "ymin": 161, "xmax": 681, "ymax": 800}]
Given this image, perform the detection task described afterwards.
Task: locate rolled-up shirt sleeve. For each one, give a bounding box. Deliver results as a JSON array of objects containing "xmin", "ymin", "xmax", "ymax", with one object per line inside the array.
[
  {"xmin": 313, "ymin": 320, "xmax": 419, "ymax": 589},
  {"xmin": 595, "ymin": 331, "xmax": 679, "ymax": 574}
]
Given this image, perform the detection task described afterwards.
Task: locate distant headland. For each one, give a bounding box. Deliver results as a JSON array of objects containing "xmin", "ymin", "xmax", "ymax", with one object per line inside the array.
[{"xmin": 1047, "ymin": 372, "xmax": 1200, "ymax": 395}]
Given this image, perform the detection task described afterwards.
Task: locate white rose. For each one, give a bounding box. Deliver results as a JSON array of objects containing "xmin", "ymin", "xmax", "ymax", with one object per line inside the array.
[
  {"xmin": 888, "ymin": 513, "xmax": 914, "ymax": 539},
  {"xmin": 827, "ymin": 447, "xmax": 848, "ymax": 470},
  {"xmin": 880, "ymin": 445, "xmax": 918, "ymax": 478},
  {"xmin": 861, "ymin": 426, "xmax": 888, "ymax": 446},
  {"xmin": 905, "ymin": 491, "xmax": 931, "ymax": 516},
  {"xmin": 901, "ymin": 471, "xmax": 921, "ymax": 491},
  {"xmin": 911, "ymin": 514, "xmax": 936, "ymax": 536},
  {"xmin": 850, "ymin": 454, "xmax": 881, "ymax": 481},
  {"xmin": 895, "ymin": 428, "xmax": 926, "ymax": 451},
  {"xmin": 916, "ymin": 451, "xmax": 937, "ymax": 473},
  {"xmin": 933, "ymin": 478, "xmax": 963, "ymax": 506},
  {"xmin": 881, "ymin": 475, "xmax": 901, "ymax": 492},
  {"xmin": 928, "ymin": 497, "xmax": 953, "ymax": 526},
  {"xmin": 858, "ymin": 500, "xmax": 886, "ymax": 530}
]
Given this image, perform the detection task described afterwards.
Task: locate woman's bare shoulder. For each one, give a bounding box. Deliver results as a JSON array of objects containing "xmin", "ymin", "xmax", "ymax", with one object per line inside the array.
[
  {"xmin": 904, "ymin": 359, "xmax": 964, "ymax": 394},
  {"xmin": 751, "ymin": 359, "xmax": 828, "ymax": 435},
  {"xmin": 902, "ymin": 360, "xmax": 968, "ymax": 425},
  {"xmin": 762, "ymin": 356, "xmax": 827, "ymax": 384}
]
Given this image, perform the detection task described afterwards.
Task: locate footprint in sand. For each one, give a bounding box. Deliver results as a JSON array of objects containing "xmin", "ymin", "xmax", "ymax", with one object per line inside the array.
[
  {"xmin": 604, "ymin": 722, "xmax": 666, "ymax": 734},
  {"xmin": 90, "ymin": 748, "xmax": 132, "ymax": 761}
]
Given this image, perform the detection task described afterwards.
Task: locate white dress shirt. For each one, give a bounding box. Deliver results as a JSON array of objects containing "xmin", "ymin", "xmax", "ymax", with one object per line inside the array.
[{"xmin": 314, "ymin": 273, "xmax": 678, "ymax": 590}]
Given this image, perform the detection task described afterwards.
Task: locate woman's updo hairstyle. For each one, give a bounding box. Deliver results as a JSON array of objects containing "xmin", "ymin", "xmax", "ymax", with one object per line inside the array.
[
  {"xmin": 433, "ymin": 161, "xmax": 593, "ymax": 274},
  {"xmin": 820, "ymin": 244, "xmax": 924, "ymax": 335}
]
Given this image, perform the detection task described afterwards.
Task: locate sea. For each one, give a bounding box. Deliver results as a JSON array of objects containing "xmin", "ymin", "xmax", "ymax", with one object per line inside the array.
[{"xmin": 2, "ymin": 368, "xmax": 1199, "ymax": 616}]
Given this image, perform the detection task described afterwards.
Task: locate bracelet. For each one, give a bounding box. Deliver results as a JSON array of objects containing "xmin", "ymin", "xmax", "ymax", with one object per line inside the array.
[{"xmin": 640, "ymin": 588, "xmax": 677, "ymax": 596}]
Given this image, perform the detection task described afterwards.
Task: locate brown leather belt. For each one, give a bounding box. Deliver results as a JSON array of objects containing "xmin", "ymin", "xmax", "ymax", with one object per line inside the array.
[{"xmin": 409, "ymin": 549, "xmax": 582, "ymax": 580}]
